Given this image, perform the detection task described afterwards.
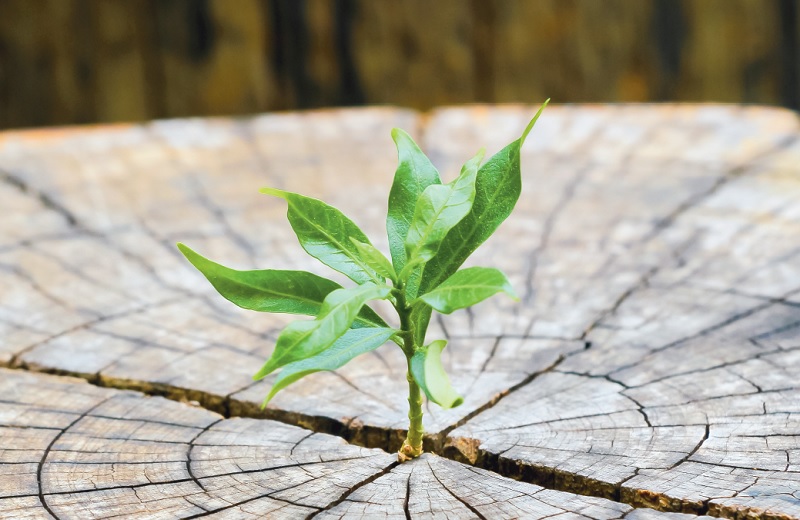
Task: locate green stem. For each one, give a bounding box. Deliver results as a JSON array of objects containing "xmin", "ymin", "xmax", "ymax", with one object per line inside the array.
[
  {"xmin": 396, "ymin": 290, "xmax": 424, "ymax": 462},
  {"xmin": 399, "ymin": 359, "xmax": 424, "ymax": 461}
]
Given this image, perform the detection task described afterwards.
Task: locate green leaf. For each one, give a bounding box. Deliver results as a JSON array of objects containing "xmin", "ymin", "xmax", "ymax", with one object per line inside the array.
[
  {"xmin": 409, "ymin": 304, "xmax": 432, "ymax": 347},
  {"xmin": 416, "ymin": 101, "xmax": 548, "ymax": 298},
  {"xmin": 410, "ymin": 340, "xmax": 463, "ymax": 409},
  {"xmin": 416, "ymin": 267, "xmax": 517, "ymax": 314},
  {"xmin": 350, "ymin": 238, "xmax": 396, "ymax": 281},
  {"xmin": 397, "ymin": 255, "xmax": 426, "ymax": 284},
  {"xmin": 386, "ymin": 128, "xmax": 442, "ymax": 274},
  {"xmin": 177, "ymin": 243, "xmax": 387, "ymax": 328},
  {"xmin": 404, "ymin": 148, "xmax": 484, "ymax": 270},
  {"xmin": 261, "ymin": 327, "xmax": 397, "ymax": 407},
  {"xmin": 261, "ymin": 187, "xmax": 381, "ymax": 284},
  {"xmin": 254, "ymin": 283, "xmax": 391, "ymax": 379}
]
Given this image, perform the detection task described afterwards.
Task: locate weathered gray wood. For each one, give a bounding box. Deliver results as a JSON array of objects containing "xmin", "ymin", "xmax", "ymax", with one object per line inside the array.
[
  {"xmin": 0, "ymin": 106, "xmax": 587, "ymax": 439},
  {"xmin": 2, "ymin": 105, "xmax": 800, "ymax": 518},
  {"xmin": 0, "ymin": 368, "xmax": 394, "ymax": 519},
  {"xmin": 316, "ymin": 453, "xmax": 634, "ymax": 520},
  {"xmin": 441, "ymin": 107, "xmax": 800, "ymax": 516},
  {"xmin": 0, "ymin": 369, "xmax": 676, "ymax": 519}
]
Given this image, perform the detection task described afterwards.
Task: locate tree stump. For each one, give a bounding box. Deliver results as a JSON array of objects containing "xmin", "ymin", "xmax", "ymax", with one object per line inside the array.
[{"xmin": 1, "ymin": 105, "xmax": 799, "ymax": 519}]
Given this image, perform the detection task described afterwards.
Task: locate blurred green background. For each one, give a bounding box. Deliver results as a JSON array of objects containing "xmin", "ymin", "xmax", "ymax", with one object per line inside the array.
[{"xmin": 0, "ymin": 0, "xmax": 798, "ymax": 129}]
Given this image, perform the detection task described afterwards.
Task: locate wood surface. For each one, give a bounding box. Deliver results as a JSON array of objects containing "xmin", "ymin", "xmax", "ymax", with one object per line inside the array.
[
  {"xmin": 0, "ymin": 368, "xmax": 672, "ymax": 519},
  {"xmin": 1, "ymin": 104, "xmax": 800, "ymax": 518},
  {"xmin": 1, "ymin": 0, "xmax": 798, "ymax": 129}
]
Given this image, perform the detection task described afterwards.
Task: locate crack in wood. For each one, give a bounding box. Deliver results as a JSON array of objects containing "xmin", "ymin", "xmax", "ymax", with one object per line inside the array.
[
  {"xmin": 8, "ymin": 343, "xmax": 785, "ymax": 518},
  {"xmin": 8, "ymin": 296, "xmax": 185, "ymax": 371},
  {"xmin": 522, "ymin": 163, "xmax": 592, "ymax": 307},
  {"xmin": 34, "ymin": 455, "xmax": 380, "ymax": 500},
  {"xmin": 305, "ymin": 461, "xmax": 401, "ymax": 519},
  {"xmin": 669, "ymin": 423, "xmax": 710, "ymax": 471},
  {"xmin": 37, "ymin": 396, "xmax": 115, "ymax": 520},
  {"xmin": 186, "ymin": 418, "xmax": 223, "ymax": 493},
  {"xmin": 606, "ymin": 297, "xmax": 782, "ymax": 379},
  {"xmin": 638, "ymin": 133, "xmax": 800, "ymax": 247},
  {"xmin": 1, "ymin": 361, "xmax": 719, "ymax": 518},
  {"xmin": 436, "ymin": 354, "xmax": 568, "ymax": 444},
  {"xmin": 0, "ymin": 169, "xmax": 80, "ymax": 227},
  {"xmin": 0, "ymin": 167, "xmax": 185, "ymax": 300},
  {"xmin": 427, "ymin": 458, "xmax": 489, "ymax": 520},
  {"xmin": 186, "ymin": 174, "xmax": 258, "ymax": 266},
  {"xmin": 0, "ymin": 261, "xmax": 99, "ymax": 318},
  {"xmin": 580, "ymin": 265, "xmax": 660, "ymax": 341},
  {"xmin": 403, "ymin": 468, "xmax": 412, "ymax": 520}
]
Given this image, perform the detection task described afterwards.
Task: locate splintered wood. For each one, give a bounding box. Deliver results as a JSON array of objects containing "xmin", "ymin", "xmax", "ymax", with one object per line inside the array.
[{"xmin": 1, "ymin": 105, "xmax": 799, "ymax": 518}]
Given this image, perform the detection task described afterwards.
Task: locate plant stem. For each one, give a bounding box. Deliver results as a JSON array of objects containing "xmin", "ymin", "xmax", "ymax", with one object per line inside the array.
[
  {"xmin": 399, "ymin": 358, "xmax": 424, "ymax": 461},
  {"xmin": 396, "ymin": 289, "xmax": 424, "ymax": 462}
]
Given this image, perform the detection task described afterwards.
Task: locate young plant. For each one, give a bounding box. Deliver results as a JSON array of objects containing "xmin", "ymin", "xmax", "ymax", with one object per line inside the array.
[{"xmin": 177, "ymin": 100, "xmax": 548, "ymax": 461}]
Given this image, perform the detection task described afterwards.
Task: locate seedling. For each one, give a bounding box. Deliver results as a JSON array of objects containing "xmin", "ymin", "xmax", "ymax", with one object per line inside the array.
[{"xmin": 178, "ymin": 100, "xmax": 548, "ymax": 461}]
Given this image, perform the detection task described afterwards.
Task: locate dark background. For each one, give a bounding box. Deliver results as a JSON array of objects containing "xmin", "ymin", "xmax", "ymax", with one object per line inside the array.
[{"xmin": 1, "ymin": 0, "xmax": 798, "ymax": 130}]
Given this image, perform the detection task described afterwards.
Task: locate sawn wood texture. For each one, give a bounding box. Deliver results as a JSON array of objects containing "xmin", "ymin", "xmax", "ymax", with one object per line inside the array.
[
  {"xmin": 1, "ymin": 368, "xmax": 665, "ymax": 519},
  {"xmin": 1, "ymin": 104, "xmax": 799, "ymax": 518}
]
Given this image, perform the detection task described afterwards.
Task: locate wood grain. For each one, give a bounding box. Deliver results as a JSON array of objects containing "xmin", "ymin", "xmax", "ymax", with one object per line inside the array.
[
  {"xmin": 1, "ymin": 105, "xmax": 799, "ymax": 517},
  {"xmin": 439, "ymin": 107, "xmax": 800, "ymax": 515},
  {"xmin": 0, "ymin": 368, "xmax": 676, "ymax": 519}
]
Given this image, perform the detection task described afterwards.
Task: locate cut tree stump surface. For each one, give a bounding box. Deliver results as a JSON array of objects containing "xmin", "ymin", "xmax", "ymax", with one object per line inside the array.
[
  {"xmin": 1, "ymin": 104, "xmax": 799, "ymax": 518},
  {"xmin": 0, "ymin": 368, "xmax": 659, "ymax": 519}
]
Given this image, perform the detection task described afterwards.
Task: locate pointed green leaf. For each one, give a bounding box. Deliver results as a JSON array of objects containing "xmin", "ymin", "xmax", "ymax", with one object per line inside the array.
[
  {"xmin": 404, "ymin": 148, "xmax": 484, "ymax": 269},
  {"xmin": 261, "ymin": 327, "xmax": 397, "ymax": 406},
  {"xmin": 410, "ymin": 340, "xmax": 463, "ymax": 409},
  {"xmin": 261, "ymin": 187, "xmax": 381, "ymax": 284},
  {"xmin": 409, "ymin": 304, "xmax": 432, "ymax": 347},
  {"xmin": 177, "ymin": 243, "xmax": 387, "ymax": 328},
  {"xmin": 254, "ymin": 283, "xmax": 391, "ymax": 379},
  {"xmin": 416, "ymin": 101, "xmax": 548, "ymax": 298},
  {"xmin": 386, "ymin": 128, "xmax": 442, "ymax": 274},
  {"xmin": 350, "ymin": 238, "xmax": 396, "ymax": 281},
  {"xmin": 416, "ymin": 267, "xmax": 517, "ymax": 314},
  {"xmin": 397, "ymin": 255, "xmax": 426, "ymax": 283}
]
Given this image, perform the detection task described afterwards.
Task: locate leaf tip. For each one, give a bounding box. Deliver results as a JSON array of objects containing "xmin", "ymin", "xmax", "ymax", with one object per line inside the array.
[
  {"xmin": 176, "ymin": 242, "xmax": 197, "ymax": 263},
  {"xmin": 259, "ymin": 187, "xmax": 285, "ymax": 199},
  {"xmin": 260, "ymin": 385, "xmax": 282, "ymax": 409},
  {"xmin": 465, "ymin": 147, "xmax": 486, "ymax": 170},
  {"xmin": 390, "ymin": 127, "xmax": 408, "ymax": 142},
  {"xmin": 520, "ymin": 98, "xmax": 550, "ymax": 145},
  {"xmin": 390, "ymin": 128, "xmax": 423, "ymax": 154},
  {"xmin": 253, "ymin": 362, "xmax": 275, "ymax": 382},
  {"xmin": 502, "ymin": 274, "xmax": 520, "ymax": 301}
]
